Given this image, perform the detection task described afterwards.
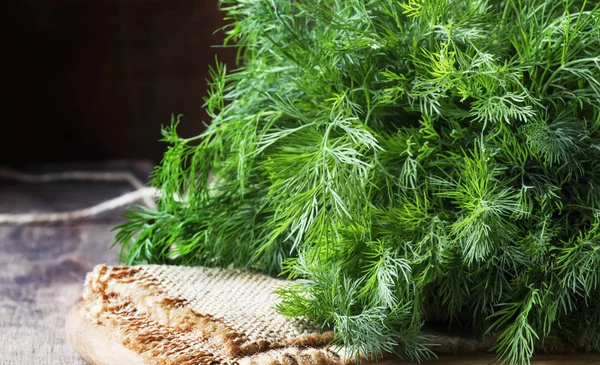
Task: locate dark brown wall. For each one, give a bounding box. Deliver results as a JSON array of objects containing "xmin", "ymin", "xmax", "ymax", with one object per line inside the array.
[{"xmin": 4, "ymin": 0, "xmax": 235, "ymax": 165}]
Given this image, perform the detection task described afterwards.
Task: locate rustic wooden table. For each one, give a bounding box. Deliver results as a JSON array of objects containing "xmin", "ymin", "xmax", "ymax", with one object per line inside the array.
[
  {"xmin": 1, "ymin": 161, "xmax": 599, "ymax": 365},
  {"xmin": 0, "ymin": 161, "xmax": 150, "ymax": 365}
]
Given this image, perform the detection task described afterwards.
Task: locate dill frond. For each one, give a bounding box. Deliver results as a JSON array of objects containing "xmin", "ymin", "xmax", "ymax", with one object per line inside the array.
[{"xmin": 114, "ymin": 0, "xmax": 600, "ymax": 363}]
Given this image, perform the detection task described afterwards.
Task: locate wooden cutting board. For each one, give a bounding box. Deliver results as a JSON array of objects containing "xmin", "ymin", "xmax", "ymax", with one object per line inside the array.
[
  {"xmin": 66, "ymin": 300, "xmax": 600, "ymax": 365},
  {"xmin": 67, "ymin": 301, "xmax": 146, "ymax": 365}
]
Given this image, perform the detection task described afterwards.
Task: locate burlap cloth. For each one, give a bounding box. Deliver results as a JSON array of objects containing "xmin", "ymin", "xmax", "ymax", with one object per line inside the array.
[
  {"xmin": 78, "ymin": 265, "xmax": 341, "ymax": 365},
  {"xmin": 74, "ymin": 265, "xmax": 599, "ymax": 365}
]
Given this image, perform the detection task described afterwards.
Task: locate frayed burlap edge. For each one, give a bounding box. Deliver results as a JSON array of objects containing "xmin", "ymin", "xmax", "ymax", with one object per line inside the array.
[{"xmin": 80, "ymin": 265, "xmax": 339, "ymax": 365}]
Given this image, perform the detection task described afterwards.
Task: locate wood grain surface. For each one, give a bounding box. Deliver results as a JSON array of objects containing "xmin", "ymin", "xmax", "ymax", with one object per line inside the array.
[{"xmin": 0, "ymin": 161, "xmax": 151, "ymax": 365}]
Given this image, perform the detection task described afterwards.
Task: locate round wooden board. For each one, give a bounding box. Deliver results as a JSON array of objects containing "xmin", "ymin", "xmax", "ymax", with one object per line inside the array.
[
  {"xmin": 66, "ymin": 300, "xmax": 600, "ymax": 365},
  {"xmin": 66, "ymin": 300, "xmax": 146, "ymax": 365}
]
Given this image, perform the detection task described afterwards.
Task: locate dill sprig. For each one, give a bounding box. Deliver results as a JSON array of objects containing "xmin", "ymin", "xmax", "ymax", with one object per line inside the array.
[{"xmin": 113, "ymin": 0, "xmax": 600, "ymax": 363}]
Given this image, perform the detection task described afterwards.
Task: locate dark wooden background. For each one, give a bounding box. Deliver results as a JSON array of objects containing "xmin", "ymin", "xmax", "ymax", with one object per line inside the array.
[{"xmin": 4, "ymin": 0, "xmax": 235, "ymax": 165}]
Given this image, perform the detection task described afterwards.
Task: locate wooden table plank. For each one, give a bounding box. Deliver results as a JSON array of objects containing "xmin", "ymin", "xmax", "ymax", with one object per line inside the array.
[{"xmin": 0, "ymin": 162, "xmax": 150, "ymax": 365}]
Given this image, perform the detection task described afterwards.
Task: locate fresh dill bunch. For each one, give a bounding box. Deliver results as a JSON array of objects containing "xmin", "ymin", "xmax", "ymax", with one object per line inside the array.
[{"xmin": 113, "ymin": 0, "xmax": 600, "ymax": 363}]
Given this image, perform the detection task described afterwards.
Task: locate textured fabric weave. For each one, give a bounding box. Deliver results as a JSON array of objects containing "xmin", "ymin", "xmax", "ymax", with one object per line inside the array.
[{"xmin": 80, "ymin": 265, "xmax": 340, "ymax": 365}]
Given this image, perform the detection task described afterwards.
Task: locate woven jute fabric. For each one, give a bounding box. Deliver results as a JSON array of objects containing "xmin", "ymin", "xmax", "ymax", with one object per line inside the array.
[{"xmin": 80, "ymin": 265, "xmax": 341, "ymax": 365}]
